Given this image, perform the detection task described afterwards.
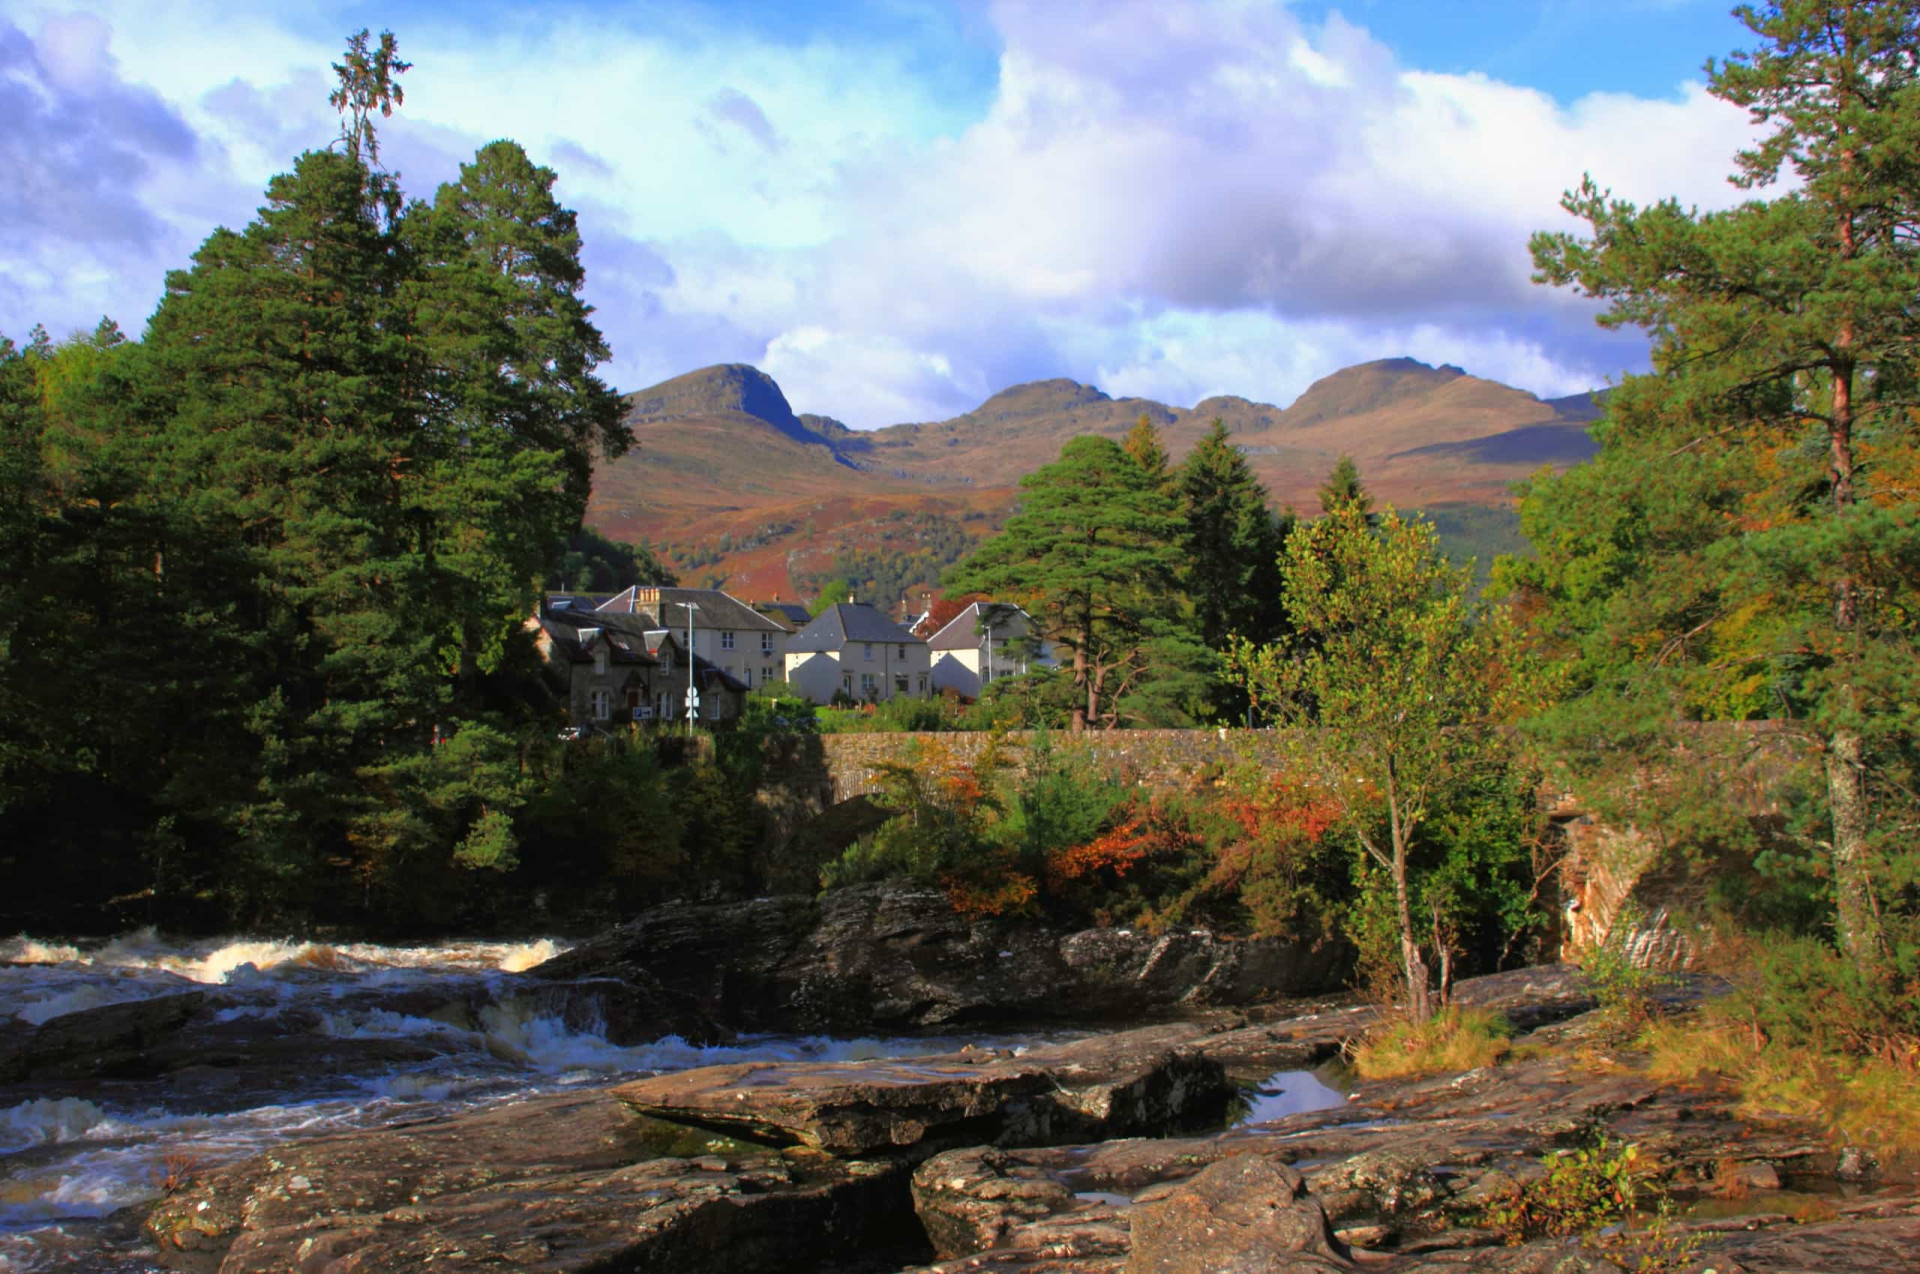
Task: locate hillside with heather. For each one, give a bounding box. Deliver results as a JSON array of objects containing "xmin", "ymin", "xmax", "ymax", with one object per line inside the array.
[{"xmin": 585, "ymin": 357, "xmax": 1603, "ymax": 601}]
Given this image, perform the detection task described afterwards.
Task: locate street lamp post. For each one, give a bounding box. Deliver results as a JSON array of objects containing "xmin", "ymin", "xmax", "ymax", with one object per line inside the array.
[{"xmin": 672, "ymin": 601, "xmax": 701, "ymax": 737}]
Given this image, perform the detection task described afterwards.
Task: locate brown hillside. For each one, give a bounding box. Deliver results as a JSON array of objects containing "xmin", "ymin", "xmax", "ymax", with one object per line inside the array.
[{"xmin": 584, "ymin": 357, "xmax": 1602, "ymax": 598}]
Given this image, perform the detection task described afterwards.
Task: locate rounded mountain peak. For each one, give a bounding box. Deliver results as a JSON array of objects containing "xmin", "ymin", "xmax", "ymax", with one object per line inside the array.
[
  {"xmin": 625, "ymin": 363, "xmax": 802, "ymax": 433},
  {"xmin": 972, "ymin": 378, "xmax": 1112, "ymax": 420},
  {"xmin": 1282, "ymin": 358, "xmax": 1468, "ymax": 426}
]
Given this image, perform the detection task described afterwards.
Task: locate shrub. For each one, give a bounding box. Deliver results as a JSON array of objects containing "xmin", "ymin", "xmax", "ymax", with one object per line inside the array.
[{"xmin": 1578, "ymin": 904, "xmax": 1673, "ymax": 1041}]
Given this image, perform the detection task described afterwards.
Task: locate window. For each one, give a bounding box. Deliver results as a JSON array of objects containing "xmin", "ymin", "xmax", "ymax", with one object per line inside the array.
[
  {"xmin": 864, "ymin": 642, "xmax": 873, "ymax": 661},
  {"xmin": 897, "ymin": 644, "xmax": 907, "ymax": 659},
  {"xmin": 764, "ymin": 666, "xmax": 778, "ymax": 684},
  {"xmin": 894, "ymin": 674, "xmax": 908, "ymax": 695},
  {"xmin": 760, "ymin": 632, "xmax": 774, "ymax": 654},
  {"xmin": 720, "ymin": 630, "xmax": 735, "ymax": 650},
  {"xmin": 860, "ymin": 672, "xmax": 877, "ymax": 697},
  {"xmin": 589, "ymin": 688, "xmax": 612, "ymax": 721},
  {"xmin": 593, "ymin": 649, "xmax": 607, "ymax": 676}
]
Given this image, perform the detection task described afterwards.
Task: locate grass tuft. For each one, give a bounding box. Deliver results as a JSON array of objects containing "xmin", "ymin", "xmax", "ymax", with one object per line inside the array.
[
  {"xmin": 1642, "ymin": 1016, "xmax": 1920, "ymax": 1154},
  {"xmin": 1351, "ymin": 1006, "xmax": 1514, "ymax": 1080}
]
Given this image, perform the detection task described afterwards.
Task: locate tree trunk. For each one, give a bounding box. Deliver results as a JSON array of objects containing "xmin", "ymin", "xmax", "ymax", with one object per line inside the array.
[
  {"xmin": 1071, "ymin": 603, "xmax": 1092, "ymax": 732},
  {"xmin": 1826, "ymin": 726, "xmax": 1879, "ymax": 960},
  {"xmin": 1385, "ymin": 762, "xmax": 1432, "ymax": 1023},
  {"xmin": 1825, "ymin": 345, "xmax": 1878, "ymax": 964}
]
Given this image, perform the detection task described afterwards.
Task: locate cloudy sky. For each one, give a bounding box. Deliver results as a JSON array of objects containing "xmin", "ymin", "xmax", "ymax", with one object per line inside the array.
[{"xmin": 4, "ymin": 0, "xmax": 1765, "ymax": 427}]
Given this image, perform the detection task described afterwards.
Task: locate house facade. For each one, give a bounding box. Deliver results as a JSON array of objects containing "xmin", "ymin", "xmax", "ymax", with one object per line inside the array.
[
  {"xmin": 533, "ymin": 600, "xmax": 747, "ymax": 728},
  {"xmin": 783, "ymin": 602, "xmax": 933, "ymax": 704},
  {"xmin": 574, "ymin": 586, "xmax": 791, "ymax": 693},
  {"xmin": 927, "ymin": 601, "xmax": 1057, "ymax": 698}
]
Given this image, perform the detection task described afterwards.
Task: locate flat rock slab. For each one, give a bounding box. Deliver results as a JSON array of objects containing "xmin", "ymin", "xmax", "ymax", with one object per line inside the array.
[
  {"xmin": 615, "ymin": 1024, "xmax": 1230, "ymax": 1158},
  {"xmin": 143, "ymin": 1090, "xmax": 920, "ymax": 1274},
  {"xmin": 902, "ymin": 1022, "xmax": 1912, "ymax": 1273}
]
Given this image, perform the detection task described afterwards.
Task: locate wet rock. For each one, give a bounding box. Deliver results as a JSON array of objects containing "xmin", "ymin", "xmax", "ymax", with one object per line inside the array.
[
  {"xmin": 0, "ymin": 991, "xmax": 209, "ymax": 1082},
  {"xmin": 615, "ymin": 1023, "xmax": 1230, "ymax": 1158},
  {"xmin": 1125, "ymin": 1155, "xmax": 1352, "ymax": 1274},
  {"xmin": 530, "ymin": 883, "xmax": 1341, "ymax": 1032},
  {"xmin": 143, "ymin": 1090, "xmax": 925, "ymax": 1274}
]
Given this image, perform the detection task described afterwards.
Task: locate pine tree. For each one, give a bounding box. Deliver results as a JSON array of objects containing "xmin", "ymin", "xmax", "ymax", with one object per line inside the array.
[
  {"xmin": 1527, "ymin": 0, "xmax": 1920, "ymax": 964},
  {"xmin": 1180, "ymin": 417, "xmax": 1289, "ymax": 653},
  {"xmin": 1318, "ymin": 455, "xmax": 1371, "ymax": 515},
  {"xmin": 948, "ymin": 435, "xmax": 1194, "ymax": 730},
  {"xmin": 1122, "ymin": 412, "xmax": 1173, "ymax": 492}
]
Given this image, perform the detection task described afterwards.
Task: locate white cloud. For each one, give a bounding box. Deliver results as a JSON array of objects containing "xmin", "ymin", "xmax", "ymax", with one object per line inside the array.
[{"xmin": 3, "ymin": 0, "xmax": 1763, "ymax": 426}]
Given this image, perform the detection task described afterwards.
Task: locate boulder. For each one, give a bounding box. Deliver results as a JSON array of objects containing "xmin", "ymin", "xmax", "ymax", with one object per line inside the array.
[
  {"xmin": 0, "ymin": 991, "xmax": 209, "ymax": 1082},
  {"xmin": 614, "ymin": 1023, "xmax": 1230, "ymax": 1158},
  {"xmin": 529, "ymin": 883, "xmax": 1341, "ymax": 1032},
  {"xmin": 1125, "ymin": 1155, "xmax": 1352, "ymax": 1274}
]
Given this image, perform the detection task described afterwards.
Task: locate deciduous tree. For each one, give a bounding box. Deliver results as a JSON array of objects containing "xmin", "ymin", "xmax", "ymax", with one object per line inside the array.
[{"xmin": 1236, "ymin": 504, "xmax": 1533, "ymax": 1021}]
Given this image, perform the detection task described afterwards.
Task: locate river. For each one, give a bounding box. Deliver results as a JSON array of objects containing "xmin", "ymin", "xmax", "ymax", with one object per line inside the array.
[{"xmin": 0, "ymin": 932, "xmax": 1057, "ymax": 1273}]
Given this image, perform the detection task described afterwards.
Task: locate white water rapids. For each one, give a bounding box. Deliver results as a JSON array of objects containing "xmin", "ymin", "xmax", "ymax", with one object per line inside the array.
[{"xmin": 0, "ymin": 932, "xmax": 1051, "ymax": 1273}]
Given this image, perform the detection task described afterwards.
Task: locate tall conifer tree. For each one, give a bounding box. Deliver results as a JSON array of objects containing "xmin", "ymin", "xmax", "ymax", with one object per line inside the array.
[{"xmin": 1525, "ymin": 0, "xmax": 1920, "ymax": 963}]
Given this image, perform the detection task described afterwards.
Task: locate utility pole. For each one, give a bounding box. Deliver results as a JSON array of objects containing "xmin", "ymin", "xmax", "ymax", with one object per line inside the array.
[{"xmin": 673, "ymin": 601, "xmax": 701, "ymax": 736}]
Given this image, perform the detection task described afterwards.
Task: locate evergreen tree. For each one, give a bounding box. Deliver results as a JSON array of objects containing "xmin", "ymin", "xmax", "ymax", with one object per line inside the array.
[
  {"xmin": 330, "ymin": 28, "xmax": 410, "ymax": 169},
  {"xmin": 1180, "ymin": 417, "xmax": 1290, "ymax": 654},
  {"xmin": 1318, "ymin": 455, "xmax": 1371, "ymax": 515},
  {"xmin": 1122, "ymin": 412, "xmax": 1173, "ymax": 493},
  {"xmin": 947, "ymin": 435, "xmax": 1197, "ymax": 730},
  {"xmin": 1525, "ymin": 0, "xmax": 1920, "ymax": 964}
]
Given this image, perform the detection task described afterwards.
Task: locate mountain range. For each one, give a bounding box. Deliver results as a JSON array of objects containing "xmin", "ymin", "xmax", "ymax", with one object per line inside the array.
[{"xmin": 585, "ymin": 358, "xmax": 1604, "ymax": 602}]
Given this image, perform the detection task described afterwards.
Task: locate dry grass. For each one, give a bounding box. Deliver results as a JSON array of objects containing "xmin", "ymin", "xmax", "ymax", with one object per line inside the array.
[
  {"xmin": 1642, "ymin": 1018, "xmax": 1920, "ymax": 1154},
  {"xmin": 1351, "ymin": 1006, "xmax": 1515, "ymax": 1080}
]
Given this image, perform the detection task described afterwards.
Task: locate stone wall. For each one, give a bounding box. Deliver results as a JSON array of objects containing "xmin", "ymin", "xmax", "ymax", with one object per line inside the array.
[
  {"xmin": 754, "ymin": 724, "xmax": 1813, "ymax": 971},
  {"xmin": 809, "ymin": 729, "xmax": 1299, "ymax": 802}
]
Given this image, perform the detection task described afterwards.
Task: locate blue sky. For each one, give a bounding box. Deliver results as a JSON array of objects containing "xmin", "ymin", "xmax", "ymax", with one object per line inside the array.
[{"xmin": 2, "ymin": 1, "xmax": 1765, "ymax": 427}]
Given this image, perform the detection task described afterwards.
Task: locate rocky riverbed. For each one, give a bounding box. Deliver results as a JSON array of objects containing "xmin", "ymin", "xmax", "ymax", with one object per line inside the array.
[{"xmin": 7, "ymin": 889, "xmax": 1917, "ymax": 1272}]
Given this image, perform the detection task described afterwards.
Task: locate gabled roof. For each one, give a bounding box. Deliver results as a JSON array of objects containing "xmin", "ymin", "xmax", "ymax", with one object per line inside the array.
[
  {"xmin": 786, "ymin": 602, "xmax": 926, "ymax": 654},
  {"xmin": 756, "ymin": 601, "xmax": 813, "ymax": 630},
  {"xmin": 596, "ymin": 586, "xmax": 786, "ymax": 633},
  {"xmin": 927, "ymin": 602, "xmax": 1038, "ymax": 652},
  {"xmin": 537, "ymin": 608, "xmax": 659, "ymax": 665}
]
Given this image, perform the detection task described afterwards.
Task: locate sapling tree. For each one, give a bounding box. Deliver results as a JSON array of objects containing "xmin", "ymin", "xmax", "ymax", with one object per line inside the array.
[{"xmin": 1236, "ymin": 502, "xmax": 1534, "ymax": 1022}]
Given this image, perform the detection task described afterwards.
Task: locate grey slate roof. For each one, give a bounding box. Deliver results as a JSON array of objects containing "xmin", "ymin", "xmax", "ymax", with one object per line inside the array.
[
  {"xmin": 756, "ymin": 601, "xmax": 813, "ymax": 630},
  {"xmin": 927, "ymin": 602, "xmax": 1036, "ymax": 652},
  {"xmin": 538, "ymin": 607, "xmax": 659, "ymax": 665},
  {"xmin": 786, "ymin": 602, "xmax": 925, "ymax": 654},
  {"xmin": 596, "ymin": 586, "xmax": 786, "ymax": 634}
]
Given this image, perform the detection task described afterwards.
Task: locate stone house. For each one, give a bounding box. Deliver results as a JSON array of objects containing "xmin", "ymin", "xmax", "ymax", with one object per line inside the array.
[
  {"xmin": 533, "ymin": 599, "xmax": 747, "ymax": 728},
  {"xmin": 783, "ymin": 603, "xmax": 932, "ymax": 704},
  {"xmin": 927, "ymin": 601, "xmax": 1056, "ymax": 698},
  {"xmin": 586, "ymin": 586, "xmax": 791, "ymax": 694}
]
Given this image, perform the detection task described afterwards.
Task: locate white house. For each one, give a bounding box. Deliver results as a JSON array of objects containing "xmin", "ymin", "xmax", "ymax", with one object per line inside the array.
[
  {"xmin": 783, "ymin": 602, "xmax": 933, "ymax": 704},
  {"xmin": 927, "ymin": 601, "xmax": 1056, "ymax": 698}
]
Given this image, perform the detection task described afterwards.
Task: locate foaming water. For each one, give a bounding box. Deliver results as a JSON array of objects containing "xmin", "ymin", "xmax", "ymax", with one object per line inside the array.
[{"xmin": 0, "ymin": 930, "xmax": 1060, "ymax": 1272}]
